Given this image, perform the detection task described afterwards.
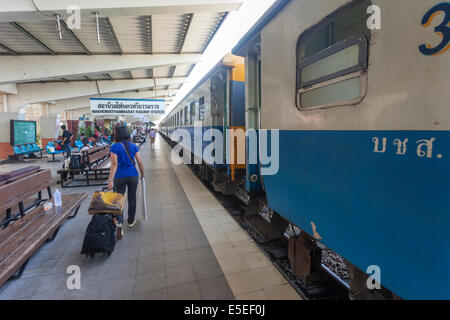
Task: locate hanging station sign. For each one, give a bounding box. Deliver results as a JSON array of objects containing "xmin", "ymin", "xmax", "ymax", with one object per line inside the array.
[{"xmin": 90, "ymin": 98, "xmax": 165, "ymax": 116}]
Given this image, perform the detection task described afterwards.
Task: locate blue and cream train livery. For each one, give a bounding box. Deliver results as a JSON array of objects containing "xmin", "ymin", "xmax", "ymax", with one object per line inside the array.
[
  {"xmin": 160, "ymin": 53, "xmax": 247, "ymax": 191},
  {"xmin": 161, "ymin": 0, "xmax": 450, "ymax": 299}
]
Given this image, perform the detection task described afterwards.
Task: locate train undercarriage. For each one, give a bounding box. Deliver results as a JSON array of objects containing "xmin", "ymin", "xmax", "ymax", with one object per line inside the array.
[{"xmin": 161, "ymin": 133, "xmax": 400, "ymax": 300}]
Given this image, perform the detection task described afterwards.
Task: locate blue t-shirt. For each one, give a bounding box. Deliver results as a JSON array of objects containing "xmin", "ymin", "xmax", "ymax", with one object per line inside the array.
[{"xmin": 111, "ymin": 142, "xmax": 139, "ymax": 178}]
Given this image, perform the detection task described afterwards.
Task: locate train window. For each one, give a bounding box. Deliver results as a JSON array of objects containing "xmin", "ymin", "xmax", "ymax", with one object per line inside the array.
[
  {"xmin": 190, "ymin": 102, "xmax": 196, "ymax": 125},
  {"xmin": 184, "ymin": 106, "xmax": 188, "ymax": 125},
  {"xmin": 199, "ymin": 97, "xmax": 205, "ymax": 121},
  {"xmin": 296, "ymin": 0, "xmax": 371, "ymax": 110}
]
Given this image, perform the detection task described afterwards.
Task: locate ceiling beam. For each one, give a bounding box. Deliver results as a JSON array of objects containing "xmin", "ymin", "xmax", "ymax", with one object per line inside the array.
[
  {"xmin": 9, "ymin": 22, "xmax": 56, "ymax": 55},
  {"xmin": 179, "ymin": 14, "xmax": 193, "ymax": 54},
  {"xmin": 60, "ymin": 19, "xmax": 91, "ymax": 55},
  {"xmin": 0, "ymin": 0, "xmax": 243, "ymax": 23},
  {"xmin": 0, "ymin": 54, "xmax": 202, "ymax": 84},
  {"xmin": 0, "ymin": 43, "xmax": 19, "ymax": 55},
  {"xmin": 105, "ymin": 17, "xmax": 123, "ymax": 54},
  {"xmin": 201, "ymin": 11, "xmax": 228, "ymax": 53},
  {"xmin": 171, "ymin": 13, "xmax": 194, "ymax": 77},
  {"xmin": 147, "ymin": 16, "xmax": 153, "ymax": 54},
  {"xmin": 0, "ymin": 83, "xmax": 17, "ymax": 94},
  {"xmin": 7, "ymin": 77, "xmax": 188, "ymax": 110}
]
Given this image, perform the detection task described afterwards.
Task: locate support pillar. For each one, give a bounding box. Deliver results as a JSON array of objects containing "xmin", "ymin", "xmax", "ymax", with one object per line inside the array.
[
  {"xmin": 0, "ymin": 112, "xmax": 19, "ymax": 160},
  {"xmin": 40, "ymin": 116, "xmax": 59, "ymax": 147}
]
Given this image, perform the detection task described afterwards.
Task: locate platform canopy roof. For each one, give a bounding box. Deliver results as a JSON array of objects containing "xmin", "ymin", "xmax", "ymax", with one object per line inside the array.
[{"xmin": 0, "ymin": 0, "xmax": 242, "ymax": 120}]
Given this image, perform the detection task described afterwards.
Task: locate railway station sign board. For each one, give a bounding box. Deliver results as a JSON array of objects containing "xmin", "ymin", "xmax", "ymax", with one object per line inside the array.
[{"xmin": 90, "ymin": 98, "xmax": 165, "ymax": 118}]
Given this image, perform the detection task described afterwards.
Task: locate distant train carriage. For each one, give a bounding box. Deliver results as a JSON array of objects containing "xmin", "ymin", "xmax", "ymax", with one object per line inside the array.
[
  {"xmin": 160, "ymin": 54, "xmax": 246, "ymax": 192},
  {"xmin": 232, "ymin": 0, "xmax": 450, "ymax": 299}
]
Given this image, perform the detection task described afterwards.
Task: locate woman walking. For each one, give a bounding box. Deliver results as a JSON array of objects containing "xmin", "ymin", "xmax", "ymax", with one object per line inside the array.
[{"xmin": 108, "ymin": 126, "xmax": 145, "ymax": 239}]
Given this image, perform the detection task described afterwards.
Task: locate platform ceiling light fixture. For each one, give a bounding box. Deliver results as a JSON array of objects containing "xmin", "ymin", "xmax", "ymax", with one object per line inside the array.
[
  {"xmin": 56, "ymin": 14, "xmax": 62, "ymax": 40},
  {"xmin": 94, "ymin": 11, "xmax": 101, "ymax": 45}
]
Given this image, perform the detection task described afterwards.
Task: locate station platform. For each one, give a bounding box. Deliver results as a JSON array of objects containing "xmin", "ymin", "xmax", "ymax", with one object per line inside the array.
[{"xmin": 0, "ymin": 137, "xmax": 301, "ymax": 300}]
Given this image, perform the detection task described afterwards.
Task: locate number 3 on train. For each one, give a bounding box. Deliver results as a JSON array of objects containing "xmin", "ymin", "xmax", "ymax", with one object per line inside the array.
[{"xmin": 419, "ymin": 3, "xmax": 450, "ymax": 56}]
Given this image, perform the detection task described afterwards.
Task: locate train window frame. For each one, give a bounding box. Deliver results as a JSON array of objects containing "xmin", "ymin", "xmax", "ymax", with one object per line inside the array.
[
  {"xmin": 190, "ymin": 101, "xmax": 196, "ymax": 125},
  {"xmin": 199, "ymin": 96, "xmax": 205, "ymax": 121},
  {"xmin": 295, "ymin": 0, "xmax": 370, "ymax": 111}
]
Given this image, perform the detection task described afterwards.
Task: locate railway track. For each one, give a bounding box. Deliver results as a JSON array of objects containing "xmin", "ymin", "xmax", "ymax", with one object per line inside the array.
[
  {"xmin": 161, "ymin": 134, "xmax": 350, "ymax": 300},
  {"xmin": 190, "ymin": 168, "xmax": 350, "ymax": 300}
]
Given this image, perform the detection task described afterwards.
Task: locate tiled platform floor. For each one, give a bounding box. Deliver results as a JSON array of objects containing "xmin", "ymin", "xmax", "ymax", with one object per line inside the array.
[{"xmin": 0, "ymin": 136, "xmax": 300, "ymax": 300}]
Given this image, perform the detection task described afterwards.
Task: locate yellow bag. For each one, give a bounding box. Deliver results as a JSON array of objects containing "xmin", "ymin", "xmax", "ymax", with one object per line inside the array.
[{"xmin": 88, "ymin": 191, "xmax": 125, "ymax": 215}]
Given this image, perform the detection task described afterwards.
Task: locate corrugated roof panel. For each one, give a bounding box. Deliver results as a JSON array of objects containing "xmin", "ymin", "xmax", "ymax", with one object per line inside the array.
[
  {"xmin": 109, "ymin": 16, "xmax": 150, "ymax": 54},
  {"xmin": 71, "ymin": 17, "xmax": 120, "ymax": 54},
  {"xmin": 182, "ymin": 12, "xmax": 226, "ymax": 53},
  {"xmin": 0, "ymin": 22, "xmax": 49, "ymax": 54},
  {"xmin": 152, "ymin": 14, "xmax": 187, "ymax": 53},
  {"xmin": 19, "ymin": 21, "xmax": 86, "ymax": 53}
]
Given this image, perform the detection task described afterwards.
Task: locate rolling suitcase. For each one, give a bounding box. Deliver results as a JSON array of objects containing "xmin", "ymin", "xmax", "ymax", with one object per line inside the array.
[
  {"xmin": 80, "ymin": 214, "xmax": 116, "ymax": 257},
  {"xmin": 81, "ymin": 188, "xmax": 124, "ymax": 258}
]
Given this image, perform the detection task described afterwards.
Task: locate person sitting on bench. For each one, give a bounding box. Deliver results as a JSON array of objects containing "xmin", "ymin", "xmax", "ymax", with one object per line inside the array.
[{"xmin": 80, "ymin": 137, "xmax": 92, "ymax": 152}]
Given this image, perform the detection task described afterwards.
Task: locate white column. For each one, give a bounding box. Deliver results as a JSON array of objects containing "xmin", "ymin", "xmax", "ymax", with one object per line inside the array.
[{"xmin": 1, "ymin": 94, "xmax": 7, "ymax": 112}]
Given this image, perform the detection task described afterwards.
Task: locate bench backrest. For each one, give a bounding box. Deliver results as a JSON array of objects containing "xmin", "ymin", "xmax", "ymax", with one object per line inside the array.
[
  {"xmin": 82, "ymin": 146, "xmax": 110, "ymax": 166},
  {"xmin": 0, "ymin": 166, "xmax": 41, "ymax": 185},
  {"xmin": 13, "ymin": 146, "xmax": 23, "ymax": 155},
  {"xmin": 20, "ymin": 145, "xmax": 29, "ymax": 153},
  {"xmin": 0, "ymin": 169, "xmax": 51, "ymax": 213}
]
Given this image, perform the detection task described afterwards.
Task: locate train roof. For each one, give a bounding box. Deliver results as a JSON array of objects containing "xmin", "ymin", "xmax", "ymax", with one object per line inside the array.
[
  {"xmin": 232, "ymin": 0, "xmax": 291, "ymax": 57},
  {"xmin": 163, "ymin": 54, "xmax": 238, "ymax": 120}
]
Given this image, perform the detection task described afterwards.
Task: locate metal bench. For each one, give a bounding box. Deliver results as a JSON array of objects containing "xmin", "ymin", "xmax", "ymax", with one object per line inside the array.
[{"xmin": 45, "ymin": 144, "xmax": 65, "ymax": 162}]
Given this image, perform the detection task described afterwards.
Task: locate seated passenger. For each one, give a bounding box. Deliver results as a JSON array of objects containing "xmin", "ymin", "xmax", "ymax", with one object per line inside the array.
[{"xmin": 80, "ymin": 138, "xmax": 92, "ymax": 152}]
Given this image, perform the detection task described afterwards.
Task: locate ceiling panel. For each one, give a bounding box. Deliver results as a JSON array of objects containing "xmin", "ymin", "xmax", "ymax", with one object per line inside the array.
[
  {"xmin": 0, "ymin": 22, "xmax": 49, "ymax": 54},
  {"xmin": 182, "ymin": 12, "xmax": 227, "ymax": 53},
  {"xmin": 109, "ymin": 16, "xmax": 151, "ymax": 54},
  {"xmin": 19, "ymin": 21, "xmax": 85, "ymax": 53}
]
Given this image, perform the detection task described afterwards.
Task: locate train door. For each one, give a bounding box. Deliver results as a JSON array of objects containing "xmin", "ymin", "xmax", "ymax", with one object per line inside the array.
[
  {"xmin": 245, "ymin": 51, "xmax": 263, "ymax": 193},
  {"xmin": 225, "ymin": 55, "xmax": 246, "ymax": 182},
  {"xmin": 210, "ymin": 69, "xmax": 227, "ymax": 169}
]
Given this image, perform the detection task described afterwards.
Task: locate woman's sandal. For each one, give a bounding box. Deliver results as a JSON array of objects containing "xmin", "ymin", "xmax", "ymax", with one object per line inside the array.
[{"xmin": 117, "ymin": 227, "xmax": 123, "ymax": 240}]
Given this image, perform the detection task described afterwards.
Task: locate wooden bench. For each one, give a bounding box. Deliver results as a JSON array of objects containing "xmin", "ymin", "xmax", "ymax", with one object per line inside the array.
[
  {"xmin": 0, "ymin": 169, "xmax": 87, "ymax": 287},
  {"xmin": 57, "ymin": 145, "xmax": 111, "ymax": 188},
  {"xmin": 0, "ymin": 168, "xmax": 52, "ymax": 227},
  {"xmin": 0, "ymin": 166, "xmax": 41, "ymax": 185},
  {"xmin": 82, "ymin": 145, "xmax": 110, "ymax": 169},
  {"xmin": 0, "ymin": 194, "xmax": 87, "ymax": 287}
]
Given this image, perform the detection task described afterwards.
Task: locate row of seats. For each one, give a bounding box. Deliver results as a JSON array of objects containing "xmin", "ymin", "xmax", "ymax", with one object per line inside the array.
[{"xmin": 13, "ymin": 144, "xmax": 44, "ymax": 157}]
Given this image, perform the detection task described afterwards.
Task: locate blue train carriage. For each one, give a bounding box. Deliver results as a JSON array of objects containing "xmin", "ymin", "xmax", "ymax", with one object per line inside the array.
[
  {"xmin": 160, "ymin": 54, "xmax": 247, "ymax": 193},
  {"xmin": 233, "ymin": 0, "xmax": 450, "ymax": 299}
]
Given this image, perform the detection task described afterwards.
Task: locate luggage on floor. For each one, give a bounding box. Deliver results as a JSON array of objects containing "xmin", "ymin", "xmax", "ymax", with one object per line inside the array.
[
  {"xmin": 69, "ymin": 154, "xmax": 83, "ymax": 169},
  {"xmin": 80, "ymin": 214, "xmax": 117, "ymax": 257}
]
